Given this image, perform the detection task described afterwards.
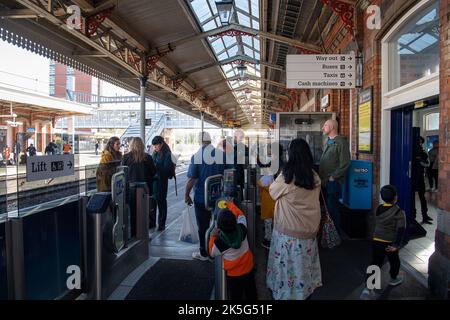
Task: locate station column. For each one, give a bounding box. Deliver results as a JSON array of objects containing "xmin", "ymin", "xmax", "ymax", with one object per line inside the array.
[
  {"xmin": 140, "ymin": 76, "xmax": 148, "ymax": 142},
  {"xmin": 428, "ymin": 0, "xmax": 450, "ymax": 299}
]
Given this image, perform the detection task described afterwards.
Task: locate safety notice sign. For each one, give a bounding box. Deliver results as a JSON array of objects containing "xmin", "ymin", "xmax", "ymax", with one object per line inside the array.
[
  {"xmin": 286, "ymin": 54, "xmax": 356, "ymax": 89},
  {"xmin": 26, "ymin": 154, "xmax": 75, "ymax": 182}
]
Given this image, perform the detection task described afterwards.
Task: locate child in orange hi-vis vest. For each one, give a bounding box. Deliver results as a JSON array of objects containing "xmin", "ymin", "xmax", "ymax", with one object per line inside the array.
[{"xmin": 208, "ymin": 201, "xmax": 257, "ymax": 300}]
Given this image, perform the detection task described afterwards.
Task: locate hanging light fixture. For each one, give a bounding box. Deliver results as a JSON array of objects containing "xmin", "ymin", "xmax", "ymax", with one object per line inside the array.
[
  {"xmin": 236, "ymin": 63, "xmax": 247, "ymax": 78},
  {"xmin": 215, "ymin": 0, "xmax": 234, "ymax": 25}
]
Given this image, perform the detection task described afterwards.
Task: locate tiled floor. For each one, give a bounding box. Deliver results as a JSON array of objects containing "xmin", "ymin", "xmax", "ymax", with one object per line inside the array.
[{"xmin": 400, "ymin": 191, "xmax": 438, "ymax": 283}]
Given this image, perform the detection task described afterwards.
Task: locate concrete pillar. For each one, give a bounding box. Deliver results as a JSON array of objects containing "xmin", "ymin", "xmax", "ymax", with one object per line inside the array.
[
  {"xmin": 428, "ymin": 0, "xmax": 450, "ymax": 299},
  {"xmin": 41, "ymin": 124, "xmax": 47, "ymax": 152}
]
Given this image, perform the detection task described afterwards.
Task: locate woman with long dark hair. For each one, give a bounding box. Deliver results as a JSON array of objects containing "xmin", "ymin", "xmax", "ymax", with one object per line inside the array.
[
  {"xmin": 267, "ymin": 138, "xmax": 322, "ymax": 300},
  {"xmin": 96, "ymin": 136, "xmax": 122, "ymax": 192},
  {"xmin": 122, "ymin": 137, "xmax": 156, "ymax": 192},
  {"xmin": 151, "ymin": 136, "xmax": 175, "ymax": 231}
]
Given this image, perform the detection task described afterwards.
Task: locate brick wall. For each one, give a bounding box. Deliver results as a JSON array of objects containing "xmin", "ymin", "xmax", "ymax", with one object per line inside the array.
[{"xmin": 438, "ymin": 0, "xmax": 450, "ymax": 212}]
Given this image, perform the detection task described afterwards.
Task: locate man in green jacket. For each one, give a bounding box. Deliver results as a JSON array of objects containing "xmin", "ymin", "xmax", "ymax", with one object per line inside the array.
[{"xmin": 319, "ymin": 119, "xmax": 351, "ymax": 235}]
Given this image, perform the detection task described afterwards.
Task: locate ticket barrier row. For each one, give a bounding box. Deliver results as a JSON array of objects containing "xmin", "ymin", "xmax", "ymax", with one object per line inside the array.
[{"xmin": 83, "ymin": 168, "xmax": 151, "ymax": 299}]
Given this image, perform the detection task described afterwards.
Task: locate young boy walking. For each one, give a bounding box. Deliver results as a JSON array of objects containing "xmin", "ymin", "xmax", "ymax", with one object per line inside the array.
[
  {"xmin": 208, "ymin": 201, "xmax": 257, "ymax": 300},
  {"xmin": 360, "ymin": 185, "xmax": 407, "ymax": 299}
]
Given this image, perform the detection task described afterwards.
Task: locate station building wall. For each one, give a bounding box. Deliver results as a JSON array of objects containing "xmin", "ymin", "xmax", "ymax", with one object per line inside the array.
[{"xmin": 291, "ymin": 0, "xmax": 449, "ymax": 298}]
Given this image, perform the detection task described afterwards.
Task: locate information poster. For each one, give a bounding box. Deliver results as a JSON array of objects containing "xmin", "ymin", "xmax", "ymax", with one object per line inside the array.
[{"xmin": 357, "ymin": 87, "xmax": 372, "ymax": 153}]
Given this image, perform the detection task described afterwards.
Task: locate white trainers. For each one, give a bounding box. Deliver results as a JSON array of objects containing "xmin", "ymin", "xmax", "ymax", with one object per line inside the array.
[
  {"xmin": 389, "ymin": 276, "xmax": 403, "ymax": 286},
  {"xmin": 192, "ymin": 251, "xmax": 210, "ymax": 261},
  {"xmin": 359, "ymin": 288, "xmax": 378, "ymax": 300}
]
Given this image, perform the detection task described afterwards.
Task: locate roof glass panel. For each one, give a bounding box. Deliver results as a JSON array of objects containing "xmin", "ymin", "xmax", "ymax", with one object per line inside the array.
[
  {"xmin": 417, "ymin": 8, "xmax": 437, "ymax": 25},
  {"xmin": 211, "ymin": 40, "xmax": 225, "ymax": 54},
  {"xmin": 244, "ymin": 46, "xmax": 254, "ymax": 58},
  {"xmin": 191, "ymin": 0, "xmax": 213, "ymax": 23},
  {"xmin": 409, "ymin": 33, "xmax": 438, "ymax": 52},
  {"xmin": 188, "ymin": 0, "xmax": 262, "ymax": 123},
  {"xmin": 203, "ymin": 19, "xmax": 218, "ymax": 31},
  {"xmin": 237, "ymin": 12, "xmax": 251, "ymax": 27},
  {"xmin": 236, "ymin": 0, "xmax": 249, "ymax": 12},
  {"xmin": 252, "ymin": 19, "xmax": 260, "ymax": 30},
  {"xmin": 228, "ymin": 45, "xmax": 239, "ymax": 57}
]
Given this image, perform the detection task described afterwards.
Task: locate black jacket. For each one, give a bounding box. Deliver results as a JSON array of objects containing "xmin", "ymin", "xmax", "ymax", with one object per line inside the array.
[{"xmin": 122, "ymin": 153, "xmax": 157, "ymax": 191}]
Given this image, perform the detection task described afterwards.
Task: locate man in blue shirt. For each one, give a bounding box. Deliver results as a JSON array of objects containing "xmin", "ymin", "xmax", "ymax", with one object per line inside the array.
[{"xmin": 185, "ymin": 132, "xmax": 225, "ymax": 260}]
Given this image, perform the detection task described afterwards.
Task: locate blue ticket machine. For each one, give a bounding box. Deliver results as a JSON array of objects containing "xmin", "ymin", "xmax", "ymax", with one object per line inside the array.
[{"xmin": 342, "ymin": 160, "xmax": 372, "ymax": 210}]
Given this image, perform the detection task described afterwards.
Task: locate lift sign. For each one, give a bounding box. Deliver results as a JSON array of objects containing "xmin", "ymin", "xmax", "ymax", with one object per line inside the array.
[{"xmin": 26, "ymin": 154, "xmax": 75, "ymax": 182}]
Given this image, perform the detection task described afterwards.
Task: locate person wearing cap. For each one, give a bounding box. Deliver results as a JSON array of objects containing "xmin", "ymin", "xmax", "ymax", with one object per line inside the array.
[
  {"xmin": 208, "ymin": 201, "xmax": 257, "ymax": 300},
  {"xmin": 185, "ymin": 131, "xmax": 225, "ymax": 261}
]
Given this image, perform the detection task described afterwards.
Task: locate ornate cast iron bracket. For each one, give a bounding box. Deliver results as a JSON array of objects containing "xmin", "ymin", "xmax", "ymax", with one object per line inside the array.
[
  {"xmin": 87, "ymin": 7, "xmax": 115, "ymax": 37},
  {"xmin": 320, "ymin": 0, "xmax": 354, "ymax": 36},
  {"xmin": 210, "ymin": 29, "xmax": 256, "ymax": 38},
  {"xmin": 171, "ymin": 75, "xmax": 187, "ymax": 90},
  {"xmin": 146, "ymin": 45, "xmax": 173, "ymax": 73}
]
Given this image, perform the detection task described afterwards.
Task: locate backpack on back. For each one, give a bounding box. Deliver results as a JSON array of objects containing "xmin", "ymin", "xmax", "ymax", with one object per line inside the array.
[{"xmin": 167, "ymin": 152, "xmax": 179, "ymax": 179}]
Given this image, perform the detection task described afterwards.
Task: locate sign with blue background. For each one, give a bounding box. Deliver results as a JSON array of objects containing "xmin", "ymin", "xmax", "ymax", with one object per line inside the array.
[{"xmin": 342, "ymin": 160, "xmax": 372, "ymax": 210}]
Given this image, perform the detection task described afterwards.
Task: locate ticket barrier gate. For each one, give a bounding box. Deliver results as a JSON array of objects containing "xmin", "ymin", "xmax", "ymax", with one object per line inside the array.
[
  {"xmin": 205, "ymin": 169, "xmax": 256, "ymax": 300},
  {"xmin": 84, "ymin": 170, "xmax": 151, "ymax": 299},
  {"xmin": 242, "ymin": 166, "xmax": 257, "ymax": 253}
]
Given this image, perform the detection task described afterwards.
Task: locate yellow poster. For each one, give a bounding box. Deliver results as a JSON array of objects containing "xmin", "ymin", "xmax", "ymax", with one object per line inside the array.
[{"xmin": 358, "ymin": 88, "xmax": 372, "ymax": 153}]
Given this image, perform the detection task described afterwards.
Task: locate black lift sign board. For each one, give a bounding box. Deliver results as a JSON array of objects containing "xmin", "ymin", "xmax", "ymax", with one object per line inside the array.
[{"xmin": 26, "ymin": 154, "xmax": 75, "ymax": 182}]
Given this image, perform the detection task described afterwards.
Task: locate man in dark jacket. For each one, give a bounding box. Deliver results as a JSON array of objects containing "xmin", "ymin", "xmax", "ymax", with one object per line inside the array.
[
  {"xmin": 319, "ymin": 119, "xmax": 351, "ymax": 235},
  {"xmin": 412, "ymin": 137, "xmax": 432, "ymax": 224},
  {"xmin": 151, "ymin": 136, "xmax": 174, "ymax": 231}
]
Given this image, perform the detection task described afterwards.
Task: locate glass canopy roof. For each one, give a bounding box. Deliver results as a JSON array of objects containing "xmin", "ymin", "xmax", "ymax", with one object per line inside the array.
[{"xmin": 188, "ymin": 0, "xmax": 262, "ymax": 125}]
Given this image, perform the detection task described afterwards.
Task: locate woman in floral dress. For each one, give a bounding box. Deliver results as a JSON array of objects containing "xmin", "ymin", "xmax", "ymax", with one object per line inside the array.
[{"xmin": 267, "ymin": 138, "xmax": 322, "ymax": 300}]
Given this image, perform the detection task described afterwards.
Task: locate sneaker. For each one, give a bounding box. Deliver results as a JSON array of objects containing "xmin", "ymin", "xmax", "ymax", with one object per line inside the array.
[
  {"xmin": 421, "ymin": 219, "xmax": 433, "ymax": 225},
  {"xmin": 261, "ymin": 239, "xmax": 271, "ymax": 249},
  {"xmin": 192, "ymin": 251, "xmax": 210, "ymax": 261},
  {"xmin": 359, "ymin": 288, "xmax": 377, "ymax": 300},
  {"xmin": 389, "ymin": 276, "xmax": 403, "ymax": 286}
]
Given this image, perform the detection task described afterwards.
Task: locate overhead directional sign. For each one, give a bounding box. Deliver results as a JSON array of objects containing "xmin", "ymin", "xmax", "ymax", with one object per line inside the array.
[
  {"xmin": 286, "ymin": 54, "xmax": 356, "ymax": 89},
  {"xmin": 26, "ymin": 154, "xmax": 75, "ymax": 182}
]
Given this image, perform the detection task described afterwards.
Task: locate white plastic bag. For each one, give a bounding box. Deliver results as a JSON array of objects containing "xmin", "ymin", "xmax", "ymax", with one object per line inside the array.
[{"xmin": 179, "ymin": 205, "xmax": 199, "ymax": 244}]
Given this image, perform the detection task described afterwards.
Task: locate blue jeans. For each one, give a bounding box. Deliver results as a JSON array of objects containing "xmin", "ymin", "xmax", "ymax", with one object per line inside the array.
[
  {"xmin": 194, "ymin": 202, "xmax": 212, "ymax": 257},
  {"xmin": 324, "ymin": 181, "xmax": 342, "ymax": 234}
]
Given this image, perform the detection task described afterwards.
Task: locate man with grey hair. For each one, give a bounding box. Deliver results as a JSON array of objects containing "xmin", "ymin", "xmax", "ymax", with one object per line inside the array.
[
  {"xmin": 185, "ymin": 131, "xmax": 225, "ymax": 260},
  {"xmin": 319, "ymin": 119, "xmax": 351, "ymax": 236}
]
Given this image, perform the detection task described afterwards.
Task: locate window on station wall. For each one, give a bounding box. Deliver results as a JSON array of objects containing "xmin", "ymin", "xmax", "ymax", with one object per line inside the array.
[
  {"xmin": 425, "ymin": 112, "xmax": 439, "ymax": 131},
  {"xmin": 388, "ymin": 1, "xmax": 439, "ymax": 91}
]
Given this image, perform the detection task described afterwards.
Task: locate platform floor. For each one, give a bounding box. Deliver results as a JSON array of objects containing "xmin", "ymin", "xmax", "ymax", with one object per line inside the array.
[{"xmin": 108, "ymin": 171, "xmax": 431, "ymax": 300}]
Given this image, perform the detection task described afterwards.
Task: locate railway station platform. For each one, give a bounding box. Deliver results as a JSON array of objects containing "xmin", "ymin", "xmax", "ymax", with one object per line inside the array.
[{"xmin": 0, "ymin": 0, "xmax": 448, "ymax": 305}]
